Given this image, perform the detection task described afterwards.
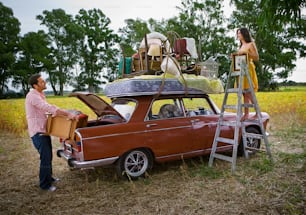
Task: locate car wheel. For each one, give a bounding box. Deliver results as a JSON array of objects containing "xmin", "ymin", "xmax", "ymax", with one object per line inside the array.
[
  {"xmin": 116, "ymin": 149, "xmax": 152, "ymax": 179},
  {"xmin": 238, "ymin": 127, "xmax": 261, "ymax": 156},
  {"xmin": 56, "ymin": 149, "xmax": 63, "ymax": 158}
]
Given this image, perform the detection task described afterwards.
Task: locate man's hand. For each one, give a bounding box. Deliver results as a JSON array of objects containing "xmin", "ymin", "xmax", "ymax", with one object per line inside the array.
[
  {"xmin": 55, "ymin": 109, "xmax": 79, "ymax": 121},
  {"xmin": 67, "ymin": 112, "xmax": 79, "ymax": 121}
]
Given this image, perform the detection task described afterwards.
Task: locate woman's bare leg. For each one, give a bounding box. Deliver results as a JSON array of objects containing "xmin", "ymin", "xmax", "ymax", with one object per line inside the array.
[{"xmin": 241, "ymin": 93, "xmax": 250, "ymax": 121}]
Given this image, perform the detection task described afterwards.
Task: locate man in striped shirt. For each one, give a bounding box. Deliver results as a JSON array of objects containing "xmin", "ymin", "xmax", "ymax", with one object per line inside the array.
[{"xmin": 25, "ymin": 73, "xmax": 78, "ymax": 192}]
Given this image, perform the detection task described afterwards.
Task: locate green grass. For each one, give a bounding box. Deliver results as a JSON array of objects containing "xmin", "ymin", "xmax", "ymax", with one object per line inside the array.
[
  {"xmin": 0, "ymin": 111, "xmax": 305, "ymax": 214},
  {"xmin": 278, "ymin": 151, "xmax": 306, "ymax": 165}
]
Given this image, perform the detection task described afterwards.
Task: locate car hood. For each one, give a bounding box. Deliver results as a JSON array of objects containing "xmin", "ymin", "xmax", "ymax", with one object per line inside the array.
[{"xmin": 69, "ymin": 92, "xmax": 125, "ymax": 120}]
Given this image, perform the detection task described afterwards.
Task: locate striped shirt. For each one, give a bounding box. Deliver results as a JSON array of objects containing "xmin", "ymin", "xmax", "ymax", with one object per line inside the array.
[{"xmin": 25, "ymin": 89, "xmax": 58, "ymax": 137}]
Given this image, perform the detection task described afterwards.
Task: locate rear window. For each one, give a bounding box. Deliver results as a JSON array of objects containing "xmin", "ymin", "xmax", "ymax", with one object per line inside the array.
[
  {"xmin": 182, "ymin": 97, "xmax": 215, "ymax": 116},
  {"xmin": 112, "ymin": 99, "xmax": 137, "ymax": 120}
]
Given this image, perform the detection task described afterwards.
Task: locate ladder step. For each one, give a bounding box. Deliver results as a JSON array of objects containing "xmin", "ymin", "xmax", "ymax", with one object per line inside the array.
[
  {"xmin": 241, "ymin": 103, "xmax": 255, "ymax": 108},
  {"xmin": 244, "ymin": 132, "xmax": 263, "ymax": 139},
  {"xmin": 226, "ymin": 88, "xmax": 239, "ymax": 93},
  {"xmin": 242, "ymin": 119, "xmax": 261, "ymax": 124},
  {"xmin": 220, "ymin": 121, "xmax": 238, "ymax": 127},
  {"xmin": 216, "ymin": 137, "xmax": 235, "ymax": 145},
  {"xmin": 224, "ymin": 105, "xmax": 238, "ymax": 110},
  {"xmin": 245, "ymin": 146, "xmax": 266, "ymax": 152},
  {"xmin": 243, "ymin": 89, "xmax": 252, "ymax": 93},
  {"xmin": 230, "ymin": 71, "xmax": 241, "ymax": 77},
  {"xmin": 213, "ymin": 153, "xmax": 233, "ymax": 162}
]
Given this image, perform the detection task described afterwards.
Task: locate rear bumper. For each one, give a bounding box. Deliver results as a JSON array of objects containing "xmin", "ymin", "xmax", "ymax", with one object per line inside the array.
[{"xmin": 57, "ymin": 149, "xmax": 119, "ymax": 169}]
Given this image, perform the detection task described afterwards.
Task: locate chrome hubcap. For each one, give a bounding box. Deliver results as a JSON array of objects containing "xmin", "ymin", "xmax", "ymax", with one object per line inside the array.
[{"xmin": 124, "ymin": 150, "xmax": 148, "ymax": 177}]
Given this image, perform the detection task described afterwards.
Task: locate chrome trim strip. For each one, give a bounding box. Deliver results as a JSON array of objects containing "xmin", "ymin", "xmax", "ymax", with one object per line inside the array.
[
  {"xmin": 79, "ymin": 117, "xmax": 219, "ymax": 142},
  {"xmin": 57, "ymin": 150, "xmax": 118, "ymax": 168},
  {"xmin": 81, "ymin": 125, "xmax": 191, "ymax": 141},
  {"xmin": 145, "ymin": 125, "xmax": 191, "ymax": 132},
  {"xmin": 81, "ymin": 130, "xmax": 148, "ymax": 141},
  {"xmin": 73, "ymin": 130, "xmax": 85, "ymax": 161},
  {"xmin": 155, "ymin": 145, "xmax": 232, "ymax": 160}
]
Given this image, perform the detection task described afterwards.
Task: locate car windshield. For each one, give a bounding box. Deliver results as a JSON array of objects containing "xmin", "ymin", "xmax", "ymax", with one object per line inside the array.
[{"xmin": 111, "ymin": 99, "xmax": 137, "ymax": 121}]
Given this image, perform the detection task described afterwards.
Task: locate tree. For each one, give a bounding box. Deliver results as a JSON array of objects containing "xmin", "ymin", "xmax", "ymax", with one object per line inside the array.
[
  {"xmin": 166, "ymin": 0, "xmax": 236, "ymax": 77},
  {"xmin": 118, "ymin": 0, "xmax": 236, "ymax": 78},
  {"xmin": 74, "ymin": 9, "xmax": 120, "ymax": 92},
  {"xmin": 0, "ymin": 2, "xmax": 20, "ymax": 97},
  {"xmin": 229, "ymin": 0, "xmax": 306, "ymax": 89},
  {"xmin": 12, "ymin": 31, "xmax": 51, "ymax": 95},
  {"xmin": 118, "ymin": 18, "xmax": 151, "ymax": 57},
  {"xmin": 37, "ymin": 9, "xmax": 80, "ymax": 95},
  {"xmin": 259, "ymin": 0, "xmax": 306, "ymax": 29}
]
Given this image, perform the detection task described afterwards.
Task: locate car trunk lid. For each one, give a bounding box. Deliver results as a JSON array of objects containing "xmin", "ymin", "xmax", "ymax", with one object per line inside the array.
[{"xmin": 69, "ymin": 92, "xmax": 125, "ymax": 120}]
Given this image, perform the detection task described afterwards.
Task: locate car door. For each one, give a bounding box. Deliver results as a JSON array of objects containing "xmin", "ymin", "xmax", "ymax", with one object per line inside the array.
[
  {"xmin": 182, "ymin": 97, "xmax": 219, "ymax": 152},
  {"xmin": 144, "ymin": 98, "xmax": 193, "ymax": 159}
]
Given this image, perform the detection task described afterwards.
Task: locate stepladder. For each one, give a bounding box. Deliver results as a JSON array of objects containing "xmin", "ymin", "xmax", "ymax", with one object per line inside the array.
[{"xmin": 208, "ymin": 55, "xmax": 272, "ymax": 172}]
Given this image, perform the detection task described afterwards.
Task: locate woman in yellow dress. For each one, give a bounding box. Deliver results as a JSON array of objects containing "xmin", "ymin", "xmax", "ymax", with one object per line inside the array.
[{"xmin": 236, "ymin": 27, "xmax": 259, "ymax": 121}]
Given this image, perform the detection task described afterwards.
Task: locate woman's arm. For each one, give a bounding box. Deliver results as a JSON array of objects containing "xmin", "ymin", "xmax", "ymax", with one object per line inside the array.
[{"xmin": 248, "ymin": 42, "xmax": 259, "ymax": 61}]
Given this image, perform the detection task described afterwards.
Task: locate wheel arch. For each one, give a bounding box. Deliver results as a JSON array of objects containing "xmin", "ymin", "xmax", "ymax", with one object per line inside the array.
[
  {"xmin": 119, "ymin": 147, "xmax": 155, "ymax": 163},
  {"xmin": 115, "ymin": 147, "xmax": 155, "ymax": 179},
  {"xmin": 246, "ymin": 124, "xmax": 262, "ymax": 134}
]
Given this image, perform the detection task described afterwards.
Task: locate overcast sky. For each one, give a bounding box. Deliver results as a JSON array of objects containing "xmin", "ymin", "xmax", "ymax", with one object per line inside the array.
[
  {"xmin": 2, "ymin": 0, "xmax": 184, "ymax": 34},
  {"xmin": 1, "ymin": 0, "xmax": 305, "ymax": 82}
]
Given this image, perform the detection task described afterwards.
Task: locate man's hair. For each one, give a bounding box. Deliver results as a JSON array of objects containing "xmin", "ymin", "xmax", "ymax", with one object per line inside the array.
[{"xmin": 28, "ymin": 73, "xmax": 41, "ymax": 88}]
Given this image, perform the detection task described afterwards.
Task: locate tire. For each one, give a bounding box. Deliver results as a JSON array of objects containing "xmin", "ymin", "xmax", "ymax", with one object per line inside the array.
[
  {"xmin": 238, "ymin": 127, "xmax": 261, "ymax": 156},
  {"xmin": 56, "ymin": 149, "xmax": 63, "ymax": 158},
  {"xmin": 116, "ymin": 149, "xmax": 153, "ymax": 180}
]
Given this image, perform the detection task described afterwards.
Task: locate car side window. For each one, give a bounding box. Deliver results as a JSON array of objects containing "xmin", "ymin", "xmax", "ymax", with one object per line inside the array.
[
  {"xmin": 112, "ymin": 99, "xmax": 136, "ymax": 120},
  {"xmin": 147, "ymin": 99, "xmax": 184, "ymax": 120},
  {"xmin": 182, "ymin": 97, "xmax": 214, "ymax": 116}
]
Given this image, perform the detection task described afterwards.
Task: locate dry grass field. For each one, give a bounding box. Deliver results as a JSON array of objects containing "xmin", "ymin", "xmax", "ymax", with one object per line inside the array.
[{"xmin": 0, "ymin": 88, "xmax": 305, "ymax": 215}]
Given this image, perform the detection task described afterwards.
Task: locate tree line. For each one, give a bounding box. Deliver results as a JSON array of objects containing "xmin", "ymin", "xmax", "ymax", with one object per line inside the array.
[{"xmin": 0, "ymin": 0, "xmax": 305, "ymax": 98}]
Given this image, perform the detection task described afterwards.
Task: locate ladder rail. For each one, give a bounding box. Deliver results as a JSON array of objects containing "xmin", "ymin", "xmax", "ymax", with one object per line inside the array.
[
  {"xmin": 241, "ymin": 62, "xmax": 272, "ymax": 159},
  {"xmin": 208, "ymin": 62, "xmax": 234, "ymax": 167}
]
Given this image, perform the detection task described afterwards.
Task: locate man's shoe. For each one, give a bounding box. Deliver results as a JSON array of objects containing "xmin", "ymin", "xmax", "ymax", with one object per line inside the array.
[
  {"xmin": 52, "ymin": 177, "xmax": 60, "ymax": 184},
  {"xmin": 47, "ymin": 186, "xmax": 57, "ymax": 192}
]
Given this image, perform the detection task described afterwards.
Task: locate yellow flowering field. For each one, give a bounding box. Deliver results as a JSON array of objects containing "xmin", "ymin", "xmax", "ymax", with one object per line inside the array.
[
  {"xmin": 210, "ymin": 91, "xmax": 306, "ymax": 117},
  {"xmin": 0, "ymin": 89, "xmax": 305, "ymax": 136}
]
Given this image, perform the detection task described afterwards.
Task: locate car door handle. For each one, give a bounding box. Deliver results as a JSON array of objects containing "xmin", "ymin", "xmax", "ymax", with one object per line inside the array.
[
  {"xmin": 146, "ymin": 123, "xmax": 158, "ymax": 128},
  {"xmin": 191, "ymin": 119, "xmax": 200, "ymax": 123}
]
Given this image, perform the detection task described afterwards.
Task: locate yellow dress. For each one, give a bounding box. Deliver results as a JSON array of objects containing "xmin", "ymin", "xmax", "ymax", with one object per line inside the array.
[{"xmin": 235, "ymin": 48, "xmax": 258, "ymax": 92}]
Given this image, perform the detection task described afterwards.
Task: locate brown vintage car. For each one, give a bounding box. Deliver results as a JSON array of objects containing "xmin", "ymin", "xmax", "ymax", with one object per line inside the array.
[{"xmin": 57, "ymin": 79, "xmax": 269, "ymax": 179}]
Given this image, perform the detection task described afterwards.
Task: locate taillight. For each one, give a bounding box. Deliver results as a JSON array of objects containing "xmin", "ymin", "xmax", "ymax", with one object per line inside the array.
[
  {"xmin": 75, "ymin": 135, "xmax": 82, "ymax": 152},
  {"xmin": 76, "ymin": 141, "xmax": 81, "ymax": 152},
  {"xmin": 59, "ymin": 138, "xmax": 64, "ymax": 147}
]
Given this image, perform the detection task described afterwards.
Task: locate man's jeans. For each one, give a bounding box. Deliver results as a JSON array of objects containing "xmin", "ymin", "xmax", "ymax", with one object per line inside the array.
[{"xmin": 31, "ymin": 133, "xmax": 53, "ymax": 189}]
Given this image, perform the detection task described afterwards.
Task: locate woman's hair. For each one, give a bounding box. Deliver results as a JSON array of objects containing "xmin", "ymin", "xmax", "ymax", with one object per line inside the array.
[
  {"xmin": 28, "ymin": 73, "xmax": 41, "ymax": 88},
  {"xmin": 237, "ymin": 27, "xmax": 253, "ymax": 47}
]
